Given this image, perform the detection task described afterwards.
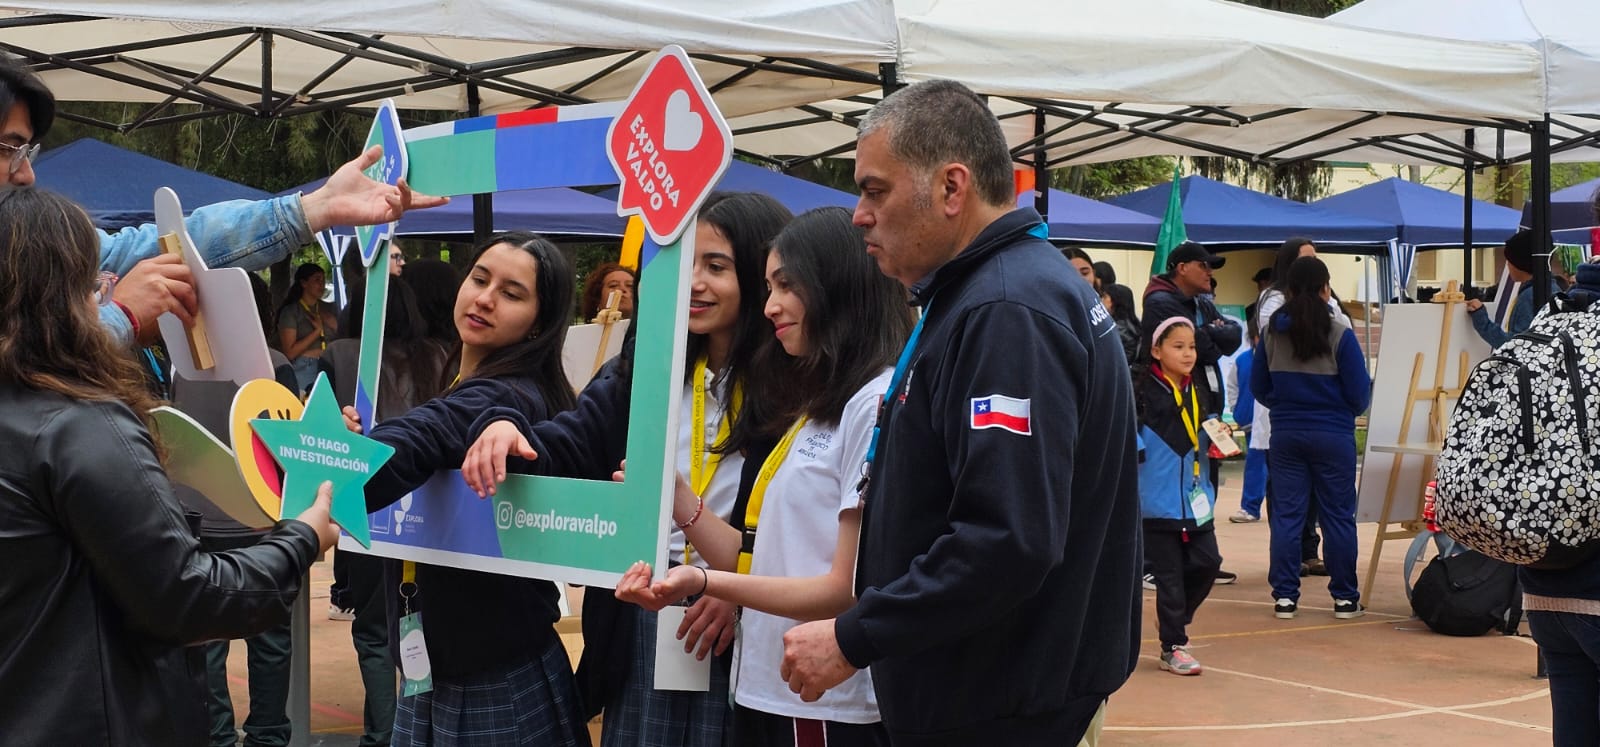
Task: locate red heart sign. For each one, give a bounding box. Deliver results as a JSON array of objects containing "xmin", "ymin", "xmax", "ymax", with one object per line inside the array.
[{"xmin": 606, "ymin": 46, "xmax": 732, "ymax": 246}]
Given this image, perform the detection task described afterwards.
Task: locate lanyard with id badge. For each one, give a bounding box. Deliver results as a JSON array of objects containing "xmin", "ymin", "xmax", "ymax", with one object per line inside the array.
[
  {"xmin": 397, "ymin": 561, "xmax": 433, "ymax": 696},
  {"xmin": 1167, "ymin": 376, "xmax": 1213, "ymax": 529}
]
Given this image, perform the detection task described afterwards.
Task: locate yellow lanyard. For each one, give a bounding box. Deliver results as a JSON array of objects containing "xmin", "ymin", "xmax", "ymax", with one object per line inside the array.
[
  {"xmin": 686, "ymin": 356, "xmax": 740, "ymax": 565},
  {"xmin": 301, "ymin": 300, "xmax": 326, "ymax": 350},
  {"xmin": 1165, "ymin": 373, "xmax": 1202, "ymax": 482},
  {"xmin": 737, "ymin": 417, "xmax": 807, "ymax": 574}
]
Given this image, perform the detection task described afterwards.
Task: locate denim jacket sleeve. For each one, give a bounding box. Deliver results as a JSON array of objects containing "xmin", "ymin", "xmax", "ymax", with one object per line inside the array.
[{"xmin": 97, "ymin": 195, "xmax": 313, "ymax": 345}]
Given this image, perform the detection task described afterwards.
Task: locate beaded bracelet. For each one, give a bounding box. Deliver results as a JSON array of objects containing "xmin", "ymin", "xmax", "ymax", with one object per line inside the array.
[{"xmin": 675, "ymin": 496, "xmax": 705, "ymax": 529}]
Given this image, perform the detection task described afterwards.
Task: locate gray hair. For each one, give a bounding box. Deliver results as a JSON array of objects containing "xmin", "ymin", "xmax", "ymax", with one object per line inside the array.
[{"xmin": 857, "ymin": 79, "xmax": 1015, "ymax": 208}]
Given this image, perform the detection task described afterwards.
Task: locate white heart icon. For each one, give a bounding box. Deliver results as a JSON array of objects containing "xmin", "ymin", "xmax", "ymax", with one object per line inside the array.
[{"xmin": 662, "ymin": 89, "xmax": 704, "ymax": 152}]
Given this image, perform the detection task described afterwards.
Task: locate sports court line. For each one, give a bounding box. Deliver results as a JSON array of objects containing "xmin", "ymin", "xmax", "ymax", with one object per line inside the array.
[
  {"xmin": 1107, "ymin": 656, "xmax": 1551, "ymax": 733},
  {"xmin": 1141, "ymin": 616, "xmax": 1392, "ymax": 645},
  {"xmin": 1197, "ymin": 595, "xmax": 1410, "ymax": 619}
]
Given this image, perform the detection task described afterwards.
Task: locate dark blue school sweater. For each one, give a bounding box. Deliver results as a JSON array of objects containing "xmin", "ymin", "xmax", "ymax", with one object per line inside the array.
[
  {"xmin": 1251, "ymin": 309, "xmax": 1371, "ymax": 434},
  {"xmin": 364, "ymin": 376, "xmax": 563, "ymax": 680}
]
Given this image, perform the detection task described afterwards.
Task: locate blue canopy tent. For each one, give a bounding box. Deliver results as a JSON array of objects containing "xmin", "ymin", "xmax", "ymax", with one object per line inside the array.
[
  {"xmin": 598, "ymin": 159, "xmax": 857, "ymax": 216},
  {"xmin": 1314, "ymin": 176, "xmax": 1522, "ymax": 304},
  {"xmin": 1020, "ymin": 188, "xmax": 1159, "ymax": 246},
  {"xmin": 285, "ymin": 178, "xmax": 627, "ymax": 239},
  {"xmin": 1107, "ymin": 176, "xmax": 1398, "ymax": 251},
  {"xmin": 1315, "ymin": 177, "xmax": 1522, "ymax": 248},
  {"xmin": 713, "ymin": 160, "xmax": 857, "ymax": 213},
  {"xmin": 33, "ymin": 138, "xmax": 272, "ymax": 229},
  {"xmin": 1522, "ymin": 176, "xmax": 1599, "ymax": 246}
]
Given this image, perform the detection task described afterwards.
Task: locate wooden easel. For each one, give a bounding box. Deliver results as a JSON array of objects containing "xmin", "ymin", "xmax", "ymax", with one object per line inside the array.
[
  {"xmin": 589, "ymin": 290, "xmax": 624, "ymax": 379},
  {"xmin": 1362, "ymin": 280, "xmax": 1469, "ymax": 600}
]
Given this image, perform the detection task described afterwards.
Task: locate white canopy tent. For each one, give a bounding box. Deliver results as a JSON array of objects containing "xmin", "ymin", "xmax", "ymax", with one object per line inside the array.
[
  {"xmin": 0, "ymin": 0, "xmax": 1545, "ymax": 161},
  {"xmin": 727, "ymin": 0, "xmax": 1546, "ymax": 167},
  {"xmin": 1244, "ymin": 0, "xmax": 1600, "ymax": 167},
  {"xmin": 0, "ymin": 1, "xmax": 897, "ymax": 124}
]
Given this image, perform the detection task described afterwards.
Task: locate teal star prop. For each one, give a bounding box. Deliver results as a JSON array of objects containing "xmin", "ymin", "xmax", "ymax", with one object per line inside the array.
[{"xmin": 251, "ymin": 373, "xmax": 394, "ymax": 548}]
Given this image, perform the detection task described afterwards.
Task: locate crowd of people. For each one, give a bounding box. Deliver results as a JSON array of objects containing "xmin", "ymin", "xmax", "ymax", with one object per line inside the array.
[{"xmin": 3, "ymin": 39, "xmax": 1598, "ymax": 746}]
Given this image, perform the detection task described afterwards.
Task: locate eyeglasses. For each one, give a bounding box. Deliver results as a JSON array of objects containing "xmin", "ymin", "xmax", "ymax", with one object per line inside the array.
[{"xmin": 0, "ymin": 141, "xmax": 39, "ymax": 175}]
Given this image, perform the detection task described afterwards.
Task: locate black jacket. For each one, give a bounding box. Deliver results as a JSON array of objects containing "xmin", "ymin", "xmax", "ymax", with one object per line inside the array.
[
  {"xmin": 0, "ymin": 387, "xmax": 317, "ymax": 746},
  {"xmin": 364, "ymin": 376, "xmax": 564, "ymax": 680},
  {"xmin": 1137, "ymin": 275, "xmax": 1242, "ymax": 409},
  {"xmin": 836, "ymin": 209, "xmax": 1142, "ymax": 745}
]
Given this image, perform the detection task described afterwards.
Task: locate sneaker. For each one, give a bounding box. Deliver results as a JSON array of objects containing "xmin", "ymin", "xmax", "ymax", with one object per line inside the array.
[
  {"xmin": 1274, "ymin": 598, "xmax": 1298, "ymax": 619},
  {"xmin": 1299, "ymin": 561, "xmax": 1310, "ymax": 577},
  {"xmin": 1159, "ymin": 646, "xmax": 1203, "ymax": 676},
  {"xmin": 1333, "ymin": 599, "xmax": 1365, "ymax": 619},
  {"xmin": 1214, "ymin": 570, "xmax": 1237, "ymax": 585},
  {"xmin": 1228, "ymin": 510, "xmax": 1260, "ymax": 523},
  {"xmin": 1142, "ymin": 573, "xmax": 1156, "ymax": 591},
  {"xmin": 1304, "ymin": 558, "xmax": 1329, "ymax": 576},
  {"xmin": 327, "ymin": 603, "xmax": 355, "ymax": 621}
]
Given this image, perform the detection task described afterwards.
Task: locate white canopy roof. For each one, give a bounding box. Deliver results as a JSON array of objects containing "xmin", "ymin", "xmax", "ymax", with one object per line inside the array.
[
  {"xmin": 897, "ymin": 0, "xmax": 1542, "ymax": 118},
  {"xmin": 732, "ymin": 0, "xmax": 1549, "ymax": 167},
  {"xmin": 1299, "ymin": 0, "xmax": 1600, "ymax": 166},
  {"xmin": 1333, "ymin": 0, "xmax": 1600, "ymax": 117},
  {"xmin": 0, "ymin": 1, "xmax": 896, "ymax": 120},
  {"xmin": 0, "ymin": 0, "xmax": 1554, "ymax": 168}
]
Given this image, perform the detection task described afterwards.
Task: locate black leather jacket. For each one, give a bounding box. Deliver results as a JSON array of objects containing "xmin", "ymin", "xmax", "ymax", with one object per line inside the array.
[{"xmin": 0, "ymin": 385, "xmax": 319, "ymax": 746}]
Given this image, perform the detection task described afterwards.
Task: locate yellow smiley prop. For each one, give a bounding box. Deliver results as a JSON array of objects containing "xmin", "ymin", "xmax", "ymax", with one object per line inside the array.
[{"xmin": 230, "ymin": 378, "xmax": 304, "ymax": 520}]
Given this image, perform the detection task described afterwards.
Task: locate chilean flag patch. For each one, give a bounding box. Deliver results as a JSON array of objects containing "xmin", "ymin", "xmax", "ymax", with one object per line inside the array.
[{"xmin": 971, "ymin": 394, "xmax": 1032, "ymax": 435}]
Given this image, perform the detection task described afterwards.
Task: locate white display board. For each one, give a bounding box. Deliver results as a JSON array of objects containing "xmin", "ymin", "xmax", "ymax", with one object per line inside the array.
[{"xmin": 1356, "ymin": 303, "xmax": 1492, "ymax": 522}]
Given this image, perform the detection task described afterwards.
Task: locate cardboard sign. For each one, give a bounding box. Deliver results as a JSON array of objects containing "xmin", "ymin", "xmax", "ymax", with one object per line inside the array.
[
  {"xmin": 152, "ymin": 188, "xmax": 275, "ymax": 386},
  {"xmin": 251, "ymin": 373, "xmax": 395, "ymax": 547},
  {"xmin": 231, "ymin": 378, "xmax": 306, "ymax": 521},
  {"xmin": 151, "ymin": 406, "xmax": 276, "ymax": 529},
  {"xmin": 606, "ymin": 46, "xmax": 732, "ymax": 246},
  {"xmin": 353, "ymin": 99, "xmax": 407, "ymax": 267}
]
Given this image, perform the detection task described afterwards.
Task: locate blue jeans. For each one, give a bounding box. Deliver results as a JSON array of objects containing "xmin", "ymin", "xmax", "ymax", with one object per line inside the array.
[
  {"xmin": 1529, "ymin": 611, "xmax": 1600, "ymax": 746},
  {"xmin": 1240, "ymin": 447, "xmax": 1268, "ymax": 517},
  {"xmin": 1267, "ymin": 429, "xmax": 1358, "ymax": 602}
]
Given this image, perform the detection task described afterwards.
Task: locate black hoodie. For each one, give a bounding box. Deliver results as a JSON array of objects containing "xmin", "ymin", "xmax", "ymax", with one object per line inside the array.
[{"xmin": 837, "ymin": 208, "xmax": 1142, "ymax": 745}]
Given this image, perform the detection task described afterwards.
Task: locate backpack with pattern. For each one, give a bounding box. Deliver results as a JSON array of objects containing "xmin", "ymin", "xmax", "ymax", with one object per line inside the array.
[{"xmin": 1435, "ymin": 298, "xmax": 1600, "ymax": 570}]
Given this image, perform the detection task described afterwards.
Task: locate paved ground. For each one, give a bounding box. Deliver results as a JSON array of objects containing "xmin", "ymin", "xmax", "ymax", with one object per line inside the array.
[{"xmin": 225, "ymin": 462, "xmax": 1551, "ymax": 745}]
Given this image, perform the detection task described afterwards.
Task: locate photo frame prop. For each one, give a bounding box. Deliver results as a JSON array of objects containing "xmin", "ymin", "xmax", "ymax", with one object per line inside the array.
[{"xmin": 344, "ymin": 46, "xmax": 730, "ymax": 588}]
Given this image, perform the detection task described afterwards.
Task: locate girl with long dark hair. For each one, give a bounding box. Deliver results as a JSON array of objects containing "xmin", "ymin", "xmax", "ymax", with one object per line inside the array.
[
  {"xmin": 0, "ymin": 188, "xmax": 338, "ymax": 745},
  {"xmin": 1251, "ymin": 256, "xmax": 1371, "ymax": 621},
  {"xmin": 462, "ymin": 192, "xmax": 795, "ymax": 747},
  {"xmin": 615, "ymin": 207, "xmax": 914, "ymax": 746},
  {"xmin": 344, "ymin": 230, "xmax": 589, "ymax": 746}
]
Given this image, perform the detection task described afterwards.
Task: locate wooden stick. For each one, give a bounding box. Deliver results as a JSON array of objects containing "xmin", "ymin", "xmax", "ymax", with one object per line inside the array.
[
  {"xmin": 159, "ymin": 233, "xmax": 215, "ymax": 370},
  {"xmin": 591, "ymin": 290, "xmax": 622, "ymax": 378}
]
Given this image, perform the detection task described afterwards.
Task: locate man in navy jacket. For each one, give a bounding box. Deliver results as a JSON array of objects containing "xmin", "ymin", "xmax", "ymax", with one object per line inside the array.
[{"xmin": 779, "ymin": 80, "xmax": 1141, "ymax": 746}]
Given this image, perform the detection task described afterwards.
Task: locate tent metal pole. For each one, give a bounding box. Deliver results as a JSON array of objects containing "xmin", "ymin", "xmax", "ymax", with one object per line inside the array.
[
  {"xmin": 880, "ymin": 63, "xmax": 898, "ymax": 98},
  {"xmin": 468, "ymin": 83, "xmax": 494, "ymax": 243},
  {"xmin": 260, "ymin": 30, "xmax": 273, "ymax": 113},
  {"xmin": 1033, "ymin": 108, "xmax": 1047, "ymax": 218},
  {"xmin": 1463, "ymin": 129, "xmax": 1474, "ymax": 289},
  {"xmin": 1531, "ymin": 117, "xmax": 1552, "ymax": 307}
]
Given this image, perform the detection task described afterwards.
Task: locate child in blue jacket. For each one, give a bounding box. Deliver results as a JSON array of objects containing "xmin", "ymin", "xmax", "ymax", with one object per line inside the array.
[{"xmin": 1136, "ymin": 317, "xmax": 1223, "ymax": 676}]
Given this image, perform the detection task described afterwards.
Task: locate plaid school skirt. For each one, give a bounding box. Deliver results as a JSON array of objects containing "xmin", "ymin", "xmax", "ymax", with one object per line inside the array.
[
  {"xmin": 600, "ymin": 604, "xmax": 732, "ymax": 747},
  {"xmin": 394, "ymin": 632, "xmax": 590, "ymax": 747}
]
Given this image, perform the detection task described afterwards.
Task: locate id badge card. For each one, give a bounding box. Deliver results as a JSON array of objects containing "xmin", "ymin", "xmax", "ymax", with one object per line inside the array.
[
  {"xmin": 398, "ymin": 612, "xmax": 434, "ymax": 696},
  {"xmin": 653, "ymin": 606, "xmax": 712, "ymax": 692},
  {"xmin": 1189, "ymin": 485, "xmax": 1213, "ymax": 527}
]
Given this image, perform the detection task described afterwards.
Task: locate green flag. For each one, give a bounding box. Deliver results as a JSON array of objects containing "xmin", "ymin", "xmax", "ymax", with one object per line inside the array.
[{"xmin": 1150, "ymin": 164, "xmax": 1187, "ymax": 277}]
